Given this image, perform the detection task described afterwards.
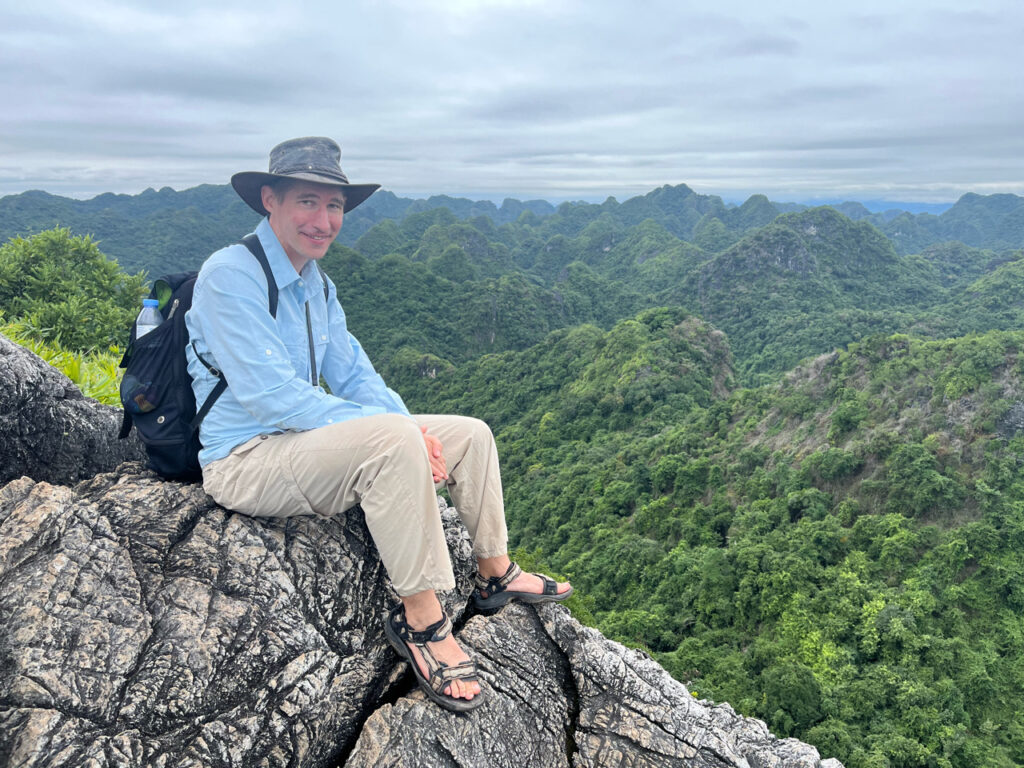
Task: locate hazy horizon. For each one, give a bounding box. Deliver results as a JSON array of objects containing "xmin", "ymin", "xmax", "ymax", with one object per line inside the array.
[{"xmin": 2, "ymin": 180, "xmax": 967, "ymax": 216}]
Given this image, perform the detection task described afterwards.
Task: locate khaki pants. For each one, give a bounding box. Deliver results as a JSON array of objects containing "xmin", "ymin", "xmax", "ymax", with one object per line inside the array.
[{"xmin": 202, "ymin": 414, "xmax": 508, "ymax": 596}]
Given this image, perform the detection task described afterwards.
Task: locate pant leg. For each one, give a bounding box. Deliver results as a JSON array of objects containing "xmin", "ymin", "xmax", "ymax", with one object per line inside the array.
[
  {"xmin": 415, "ymin": 414, "xmax": 508, "ymax": 559},
  {"xmin": 201, "ymin": 413, "xmax": 455, "ymax": 596}
]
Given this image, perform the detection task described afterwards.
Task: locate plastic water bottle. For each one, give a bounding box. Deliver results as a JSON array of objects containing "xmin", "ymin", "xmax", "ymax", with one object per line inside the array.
[{"xmin": 135, "ymin": 299, "xmax": 162, "ymax": 339}]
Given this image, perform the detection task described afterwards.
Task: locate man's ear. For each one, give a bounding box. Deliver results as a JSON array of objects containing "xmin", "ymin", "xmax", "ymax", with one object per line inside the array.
[{"xmin": 260, "ymin": 185, "xmax": 276, "ymax": 214}]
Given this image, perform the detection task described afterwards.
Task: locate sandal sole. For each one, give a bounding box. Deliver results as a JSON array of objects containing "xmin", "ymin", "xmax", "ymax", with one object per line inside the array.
[{"xmin": 473, "ymin": 584, "xmax": 574, "ymax": 611}]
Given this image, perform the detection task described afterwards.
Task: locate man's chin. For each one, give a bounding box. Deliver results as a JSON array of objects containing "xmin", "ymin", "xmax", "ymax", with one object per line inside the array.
[{"xmin": 303, "ymin": 244, "xmax": 331, "ymax": 260}]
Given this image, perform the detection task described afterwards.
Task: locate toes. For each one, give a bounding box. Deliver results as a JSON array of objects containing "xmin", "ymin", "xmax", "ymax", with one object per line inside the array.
[{"xmin": 445, "ymin": 679, "xmax": 477, "ymax": 700}]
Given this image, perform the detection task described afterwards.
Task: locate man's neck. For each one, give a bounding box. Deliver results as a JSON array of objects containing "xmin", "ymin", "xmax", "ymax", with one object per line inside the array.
[{"xmin": 287, "ymin": 253, "xmax": 310, "ymax": 274}]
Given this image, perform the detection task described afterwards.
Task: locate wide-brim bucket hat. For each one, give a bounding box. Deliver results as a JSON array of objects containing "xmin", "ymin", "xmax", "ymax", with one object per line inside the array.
[{"xmin": 231, "ymin": 136, "xmax": 381, "ymax": 216}]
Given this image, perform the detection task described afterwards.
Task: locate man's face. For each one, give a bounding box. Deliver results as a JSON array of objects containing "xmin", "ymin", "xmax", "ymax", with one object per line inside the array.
[{"xmin": 261, "ymin": 180, "xmax": 345, "ymax": 272}]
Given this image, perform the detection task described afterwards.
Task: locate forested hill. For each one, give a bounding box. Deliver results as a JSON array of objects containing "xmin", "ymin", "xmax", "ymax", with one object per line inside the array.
[
  {"xmin": 398, "ymin": 316, "xmax": 1024, "ymax": 768},
  {"xmin": 0, "ymin": 186, "xmax": 555, "ymax": 274},
  {"xmin": 3, "ymin": 184, "xmax": 1024, "ymax": 390},
  {"xmin": 325, "ymin": 201, "xmax": 1024, "ymax": 388}
]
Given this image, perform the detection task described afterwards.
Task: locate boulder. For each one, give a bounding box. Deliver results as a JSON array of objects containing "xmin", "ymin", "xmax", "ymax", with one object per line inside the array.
[
  {"xmin": 0, "ymin": 466, "xmax": 475, "ymax": 768},
  {"xmin": 0, "ymin": 335, "xmax": 145, "ymax": 486}
]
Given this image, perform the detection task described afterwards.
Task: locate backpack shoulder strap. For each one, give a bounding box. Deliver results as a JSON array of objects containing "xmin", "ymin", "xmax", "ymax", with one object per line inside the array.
[
  {"xmin": 187, "ymin": 235, "xmax": 280, "ymax": 432},
  {"xmin": 240, "ymin": 234, "xmax": 279, "ymax": 318}
]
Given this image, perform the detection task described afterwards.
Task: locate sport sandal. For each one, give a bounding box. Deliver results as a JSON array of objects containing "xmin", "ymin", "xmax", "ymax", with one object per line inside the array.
[
  {"xmin": 473, "ymin": 562, "xmax": 573, "ymax": 610},
  {"xmin": 385, "ymin": 604, "xmax": 484, "ymax": 713}
]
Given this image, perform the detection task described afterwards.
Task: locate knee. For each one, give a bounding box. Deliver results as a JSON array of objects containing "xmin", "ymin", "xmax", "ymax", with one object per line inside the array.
[
  {"xmin": 376, "ymin": 414, "xmax": 426, "ymax": 447},
  {"xmin": 341, "ymin": 413, "xmax": 427, "ymax": 460},
  {"xmin": 442, "ymin": 414, "xmax": 492, "ymax": 438},
  {"xmin": 465, "ymin": 416, "xmax": 495, "ymax": 445}
]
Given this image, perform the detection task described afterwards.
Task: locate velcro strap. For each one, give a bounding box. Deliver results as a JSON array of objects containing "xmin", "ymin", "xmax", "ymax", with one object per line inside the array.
[
  {"xmin": 473, "ymin": 561, "xmax": 522, "ymax": 595},
  {"xmin": 541, "ymin": 575, "xmax": 558, "ymax": 595},
  {"xmin": 403, "ymin": 612, "xmax": 452, "ymax": 645}
]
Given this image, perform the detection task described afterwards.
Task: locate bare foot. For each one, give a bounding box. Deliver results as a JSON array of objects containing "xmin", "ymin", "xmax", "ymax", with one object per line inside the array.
[
  {"xmin": 503, "ymin": 569, "xmax": 572, "ymax": 597},
  {"xmin": 404, "ymin": 614, "xmax": 480, "ymax": 702}
]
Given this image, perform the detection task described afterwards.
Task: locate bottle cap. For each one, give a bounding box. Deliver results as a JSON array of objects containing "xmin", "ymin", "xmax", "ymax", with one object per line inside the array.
[{"xmin": 143, "ymin": 299, "xmax": 159, "ymax": 307}]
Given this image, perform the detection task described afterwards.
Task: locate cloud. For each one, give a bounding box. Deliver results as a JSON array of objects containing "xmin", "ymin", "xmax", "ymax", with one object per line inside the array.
[
  {"xmin": 717, "ymin": 33, "xmax": 800, "ymax": 58},
  {"xmin": 0, "ymin": 0, "xmax": 1021, "ymax": 203}
]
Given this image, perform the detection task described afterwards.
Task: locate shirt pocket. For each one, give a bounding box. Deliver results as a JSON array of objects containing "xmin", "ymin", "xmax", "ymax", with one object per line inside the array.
[{"xmin": 284, "ymin": 325, "xmax": 330, "ymax": 385}]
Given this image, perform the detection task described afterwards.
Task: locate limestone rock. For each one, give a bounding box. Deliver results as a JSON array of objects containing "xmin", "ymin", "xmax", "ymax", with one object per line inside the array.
[
  {"xmin": 0, "ymin": 466, "xmax": 841, "ymax": 767},
  {"xmin": 0, "ymin": 468, "xmax": 475, "ymax": 768},
  {"xmin": 0, "ymin": 335, "xmax": 145, "ymax": 486},
  {"xmin": 997, "ymin": 400, "xmax": 1024, "ymax": 439},
  {"xmin": 347, "ymin": 602, "xmax": 841, "ymax": 768}
]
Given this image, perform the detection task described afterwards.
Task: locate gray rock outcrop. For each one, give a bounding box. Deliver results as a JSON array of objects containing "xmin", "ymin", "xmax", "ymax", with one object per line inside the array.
[
  {"xmin": 0, "ymin": 468, "xmax": 843, "ymax": 768},
  {"xmin": 349, "ymin": 602, "xmax": 842, "ymax": 768},
  {"xmin": 0, "ymin": 467, "xmax": 475, "ymax": 768},
  {"xmin": 0, "ymin": 336, "xmax": 843, "ymax": 767},
  {"xmin": 0, "ymin": 334, "xmax": 145, "ymax": 485}
]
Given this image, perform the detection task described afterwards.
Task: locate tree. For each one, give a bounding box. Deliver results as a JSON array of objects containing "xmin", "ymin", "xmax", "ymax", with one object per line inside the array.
[{"xmin": 0, "ymin": 228, "xmax": 147, "ymax": 351}]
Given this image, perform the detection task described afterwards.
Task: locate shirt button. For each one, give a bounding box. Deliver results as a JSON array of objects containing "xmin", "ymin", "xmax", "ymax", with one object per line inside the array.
[
  {"xmin": 265, "ymin": 349, "xmax": 272, "ymax": 355},
  {"xmin": 320, "ymin": 334, "xmax": 327, "ymax": 341},
  {"xmin": 327, "ymin": 418, "xmax": 334, "ymax": 424}
]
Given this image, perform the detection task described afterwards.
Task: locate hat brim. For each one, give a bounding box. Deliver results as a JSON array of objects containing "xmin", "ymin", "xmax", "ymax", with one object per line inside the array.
[{"xmin": 231, "ymin": 171, "xmax": 381, "ymax": 216}]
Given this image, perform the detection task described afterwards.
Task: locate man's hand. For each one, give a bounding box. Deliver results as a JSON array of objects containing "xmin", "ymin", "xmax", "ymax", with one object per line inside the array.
[{"xmin": 421, "ymin": 425, "xmax": 448, "ymax": 483}]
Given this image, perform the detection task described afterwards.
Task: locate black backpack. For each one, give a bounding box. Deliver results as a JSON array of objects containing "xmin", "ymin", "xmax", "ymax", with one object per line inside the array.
[{"xmin": 118, "ymin": 235, "xmax": 279, "ymax": 481}]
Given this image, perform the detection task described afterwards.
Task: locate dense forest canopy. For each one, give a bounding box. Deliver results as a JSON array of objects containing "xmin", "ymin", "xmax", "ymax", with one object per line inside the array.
[{"xmin": 4, "ymin": 184, "xmax": 1024, "ymax": 767}]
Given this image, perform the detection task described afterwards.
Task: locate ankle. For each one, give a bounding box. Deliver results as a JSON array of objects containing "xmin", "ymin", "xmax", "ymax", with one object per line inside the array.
[
  {"xmin": 401, "ymin": 590, "xmax": 444, "ymax": 630},
  {"xmin": 477, "ymin": 555, "xmax": 513, "ymax": 580}
]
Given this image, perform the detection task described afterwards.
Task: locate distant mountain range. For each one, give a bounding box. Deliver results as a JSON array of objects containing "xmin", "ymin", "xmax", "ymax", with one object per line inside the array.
[{"xmin": 2, "ymin": 184, "xmax": 1022, "ymax": 275}]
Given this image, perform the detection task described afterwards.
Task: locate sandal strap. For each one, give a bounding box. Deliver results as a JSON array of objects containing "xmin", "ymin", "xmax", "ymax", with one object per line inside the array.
[
  {"xmin": 405, "ymin": 621, "xmax": 480, "ymax": 695},
  {"xmin": 540, "ymin": 574, "xmax": 558, "ymax": 596},
  {"xmin": 429, "ymin": 660, "xmax": 479, "ymax": 692},
  {"xmin": 393, "ymin": 607, "xmax": 453, "ymax": 645},
  {"xmin": 474, "ymin": 561, "xmax": 522, "ymax": 598}
]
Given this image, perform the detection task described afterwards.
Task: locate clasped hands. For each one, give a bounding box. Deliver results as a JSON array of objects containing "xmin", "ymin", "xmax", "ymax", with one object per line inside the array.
[{"xmin": 421, "ymin": 425, "xmax": 448, "ymax": 484}]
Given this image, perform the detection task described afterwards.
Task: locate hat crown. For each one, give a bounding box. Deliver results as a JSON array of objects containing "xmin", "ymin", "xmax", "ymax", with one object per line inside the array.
[
  {"xmin": 231, "ymin": 136, "xmax": 380, "ymax": 215},
  {"xmin": 268, "ymin": 136, "xmax": 349, "ymax": 183}
]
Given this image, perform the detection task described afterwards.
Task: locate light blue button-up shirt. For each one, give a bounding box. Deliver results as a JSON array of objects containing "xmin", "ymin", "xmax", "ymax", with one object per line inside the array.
[{"xmin": 185, "ymin": 217, "xmax": 410, "ymax": 466}]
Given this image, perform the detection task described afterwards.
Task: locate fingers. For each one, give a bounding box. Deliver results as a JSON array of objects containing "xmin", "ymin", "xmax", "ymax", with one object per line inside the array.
[
  {"xmin": 420, "ymin": 425, "xmax": 443, "ymax": 457},
  {"xmin": 429, "ymin": 455, "xmax": 448, "ymax": 483},
  {"xmin": 420, "ymin": 426, "xmax": 448, "ymax": 482}
]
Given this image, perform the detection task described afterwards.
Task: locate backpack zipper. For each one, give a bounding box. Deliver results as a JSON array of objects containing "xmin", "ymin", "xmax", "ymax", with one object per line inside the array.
[{"xmin": 167, "ymin": 298, "xmax": 181, "ymax": 319}]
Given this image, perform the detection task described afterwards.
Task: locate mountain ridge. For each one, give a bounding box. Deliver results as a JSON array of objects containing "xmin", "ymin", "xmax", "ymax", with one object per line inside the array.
[{"xmin": 4, "ymin": 183, "xmax": 1022, "ymax": 275}]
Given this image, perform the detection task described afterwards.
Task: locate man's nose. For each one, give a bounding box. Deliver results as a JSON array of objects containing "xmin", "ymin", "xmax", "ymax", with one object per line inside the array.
[{"xmin": 313, "ymin": 205, "xmax": 332, "ymax": 230}]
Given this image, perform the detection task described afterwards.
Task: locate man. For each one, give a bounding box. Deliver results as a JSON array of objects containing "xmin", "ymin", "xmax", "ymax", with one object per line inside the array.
[{"xmin": 185, "ymin": 137, "xmax": 571, "ymax": 712}]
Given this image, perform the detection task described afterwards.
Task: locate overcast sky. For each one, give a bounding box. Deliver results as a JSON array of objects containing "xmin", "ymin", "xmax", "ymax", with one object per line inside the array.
[{"xmin": 1, "ymin": 0, "xmax": 1021, "ymax": 204}]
